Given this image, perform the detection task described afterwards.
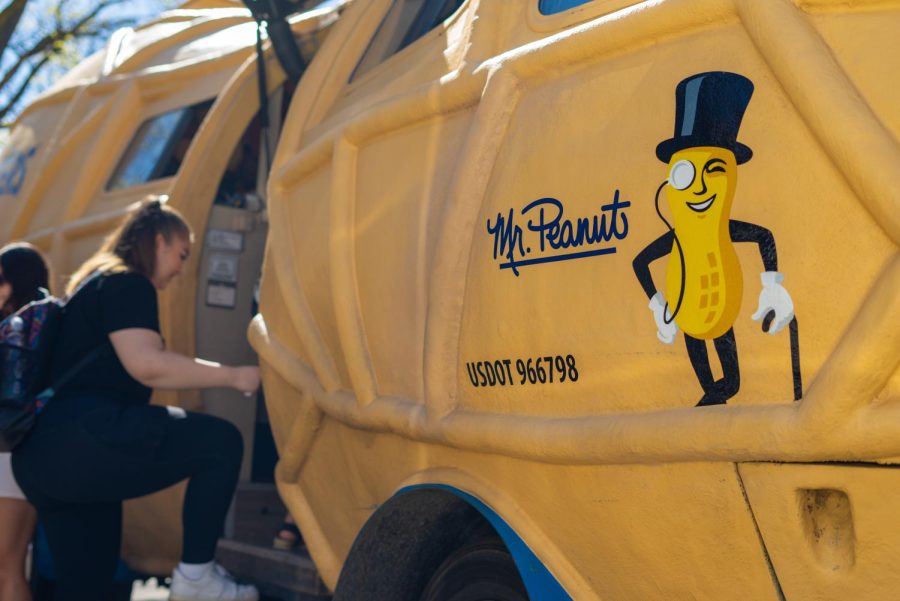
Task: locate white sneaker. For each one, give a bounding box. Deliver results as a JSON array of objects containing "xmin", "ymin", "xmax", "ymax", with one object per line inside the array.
[{"xmin": 169, "ymin": 563, "xmax": 259, "ymax": 601}]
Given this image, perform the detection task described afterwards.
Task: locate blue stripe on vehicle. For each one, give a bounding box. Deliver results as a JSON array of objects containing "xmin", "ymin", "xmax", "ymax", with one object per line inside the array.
[{"xmin": 400, "ymin": 484, "xmax": 572, "ymax": 601}]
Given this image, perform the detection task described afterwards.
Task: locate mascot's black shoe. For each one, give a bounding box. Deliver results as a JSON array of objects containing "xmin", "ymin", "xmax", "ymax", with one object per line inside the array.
[
  {"xmin": 695, "ymin": 394, "xmax": 728, "ymax": 407},
  {"xmin": 695, "ymin": 377, "xmax": 740, "ymax": 407}
]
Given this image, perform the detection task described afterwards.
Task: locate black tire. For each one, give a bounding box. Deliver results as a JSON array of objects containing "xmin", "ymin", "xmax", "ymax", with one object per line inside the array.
[{"xmin": 420, "ymin": 538, "xmax": 529, "ymax": 601}]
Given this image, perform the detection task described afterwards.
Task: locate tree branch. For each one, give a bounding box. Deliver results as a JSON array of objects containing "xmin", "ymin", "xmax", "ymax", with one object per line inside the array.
[
  {"xmin": 0, "ymin": 0, "xmax": 119, "ymax": 92},
  {"xmin": 0, "ymin": 52, "xmax": 51, "ymax": 125},
  {"xmin": 0, "ymin": 0, "xmax": 28, "ymax": 56},
  {"xmin": 0, "ymin": 0, "xmax": 154, "ymax": 126}
]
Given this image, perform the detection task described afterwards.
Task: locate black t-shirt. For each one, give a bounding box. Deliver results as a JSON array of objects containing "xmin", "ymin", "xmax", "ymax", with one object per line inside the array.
[{"xmin": 49, "ymin": 271, "xmax": 159, "ymax": 404}]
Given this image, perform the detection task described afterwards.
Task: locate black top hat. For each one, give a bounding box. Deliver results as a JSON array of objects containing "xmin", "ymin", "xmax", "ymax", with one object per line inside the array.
[{"xmin": 656, "ymin": 71, "xmax": 754, "ymax": 164}]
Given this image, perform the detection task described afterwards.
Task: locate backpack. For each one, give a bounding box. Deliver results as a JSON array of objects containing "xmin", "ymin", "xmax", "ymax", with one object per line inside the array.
[{"xmin": 0, "ymin": 294, "xmax": 104, "ymax": 451}]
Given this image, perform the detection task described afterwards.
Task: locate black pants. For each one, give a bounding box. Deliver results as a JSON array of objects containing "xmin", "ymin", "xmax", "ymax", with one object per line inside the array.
[{"xmin": 12, "ymin": 396, "xmax": 243, "ymax": 601}]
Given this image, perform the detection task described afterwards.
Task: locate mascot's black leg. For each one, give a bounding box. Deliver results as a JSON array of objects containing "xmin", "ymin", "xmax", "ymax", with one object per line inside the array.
[
  {"xmin": 711, "ymin": 328, "xmax": 740, "ymax": 404},
  {"xmin": 684, "ymin": 334, "xmax": 715, "ymax": 402},
  {"xmin": 687, "ymin": 329, "xmax": 740, "ymax": 407}
]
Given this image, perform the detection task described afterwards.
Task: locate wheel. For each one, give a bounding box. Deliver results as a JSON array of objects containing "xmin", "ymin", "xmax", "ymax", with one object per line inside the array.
[{"xmin": 420, "ymin": 538, "xmax": 529, "ymax": 601}]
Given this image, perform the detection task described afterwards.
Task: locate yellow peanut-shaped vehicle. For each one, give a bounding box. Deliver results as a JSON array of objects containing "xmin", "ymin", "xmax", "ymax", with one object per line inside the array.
[
  {"xmin": 3, "ymin": 0, "xmax": 900, "ymax": 599},
  {"xmin": 251, "ymin": 1, "xmax": 899, "ymax": 599}
]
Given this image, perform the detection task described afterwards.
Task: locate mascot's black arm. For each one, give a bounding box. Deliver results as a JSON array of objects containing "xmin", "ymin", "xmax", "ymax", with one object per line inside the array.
[
  {"xmin": 632, "ymin": 230, "xmax": 674, "ymax": 300},
  {"xmin": 729, "ymin": 220, "xmax": 777, "ymax": 271}
]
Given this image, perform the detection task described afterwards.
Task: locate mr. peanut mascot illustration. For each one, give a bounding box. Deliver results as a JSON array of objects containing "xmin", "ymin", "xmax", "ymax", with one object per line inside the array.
[{"xmin": 633, "ymin": 71, "xmax": 796, "ymax": 407}]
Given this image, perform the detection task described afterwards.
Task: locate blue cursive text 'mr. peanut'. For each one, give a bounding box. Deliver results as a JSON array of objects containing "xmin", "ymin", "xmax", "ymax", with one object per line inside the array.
[{"xmin": 486, "ymin": 190, "xmax": 630, "ymax": 276}]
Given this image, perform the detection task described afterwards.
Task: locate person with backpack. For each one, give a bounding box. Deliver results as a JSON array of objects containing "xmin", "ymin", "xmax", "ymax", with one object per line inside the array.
[
  {"xmin": 0, "ymin": 242, "xmax": 49, "ymax": 601},
  {"xmin": 11, "ymin": 199, "xmax": 261, "ymax": 601}
]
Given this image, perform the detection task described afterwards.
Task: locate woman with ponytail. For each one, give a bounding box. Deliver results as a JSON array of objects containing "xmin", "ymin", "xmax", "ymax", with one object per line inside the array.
[{"xmin": 12, "ymin": 199, "xmax": 260, "ymax": 601}]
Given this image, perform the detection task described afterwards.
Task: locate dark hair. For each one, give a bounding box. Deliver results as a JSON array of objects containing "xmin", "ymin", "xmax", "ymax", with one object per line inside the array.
[
  {"xmin": 67, "ymin": 197, "xmax": 192, "ymax": 294},
  {"xmin": 0, "ymin": 242, "xmax": 50, "ymax": 317}
]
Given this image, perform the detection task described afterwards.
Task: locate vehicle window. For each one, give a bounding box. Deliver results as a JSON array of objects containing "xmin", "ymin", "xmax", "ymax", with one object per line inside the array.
[
  {"xmin": 539, "ymin": 0, "xmax": 594, "ymax": 15},
  {"xmin": 107, "ymin": 98, "xmax": 213, "ymax": 190},
  {"xmin": 350, "ymin": 0, "xmax": 465, "ymax": 82}
]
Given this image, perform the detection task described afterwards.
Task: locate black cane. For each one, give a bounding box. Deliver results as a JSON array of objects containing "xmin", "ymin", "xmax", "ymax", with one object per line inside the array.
[{"xmin": 762, "ymin": 311, "xmax": 802, "ymax": 401}]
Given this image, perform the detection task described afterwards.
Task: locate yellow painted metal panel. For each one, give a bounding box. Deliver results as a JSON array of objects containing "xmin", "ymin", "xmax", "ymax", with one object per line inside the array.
[
  {"xmin": 0, "ymin": 104, "xmax": 66, "ymax": 241},
  {"xmin": 874, "ymin": 367, "xmax": 900, "ymax": 406},
  {"xmin": 284, "ymin": 417, "xmax": 781, "ymax": 599},
  {"xmin": 354, "ymin": 112, "xmax": 472, "ymax": 400},
  {"xmin": 260, "ymin": 0, "xmax": 900, "ymax": 463},
  {"xmin": 740, "ymin": 462, "xmax": 900, "ymax": 601},
  {"xmin": 330, "ymin": 0, "xmax": 473, "ymax": 116},
  {"xmin": 810, "ymin": 9, "xmax": 900, "ymax": 143},
  {"xmin": 112, "ymin": 17, "xmax": 254, "ymax": 74},
  {"xmin": 280, "ymin": 164, "xmax": 355, "ymax": 390},
  {"xmin": 459, "ymin": 20, "xmax": 894, "ymax": 417},
  {"xmin": 116, "ymin": 20, "xmax": 201, "ymax": 67},
  {"xmin": 258, "ymin": 252, "xmax": 315, "ymax": 379}
]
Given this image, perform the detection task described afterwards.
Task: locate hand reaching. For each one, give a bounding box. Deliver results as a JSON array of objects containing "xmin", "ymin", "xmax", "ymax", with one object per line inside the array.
[{"xmin": 232, "ymin": 366, "xmax": 261, "ymax": 397}]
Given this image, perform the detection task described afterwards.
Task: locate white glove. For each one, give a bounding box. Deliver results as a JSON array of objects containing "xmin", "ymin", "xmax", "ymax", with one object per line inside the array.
[
  {"xmin": 751, "ymin": 271, "xmax": 794, "ymax": 334},
  {"xmin": 649, "ymin": 292, "xmax": 678, "ymax": 345}
]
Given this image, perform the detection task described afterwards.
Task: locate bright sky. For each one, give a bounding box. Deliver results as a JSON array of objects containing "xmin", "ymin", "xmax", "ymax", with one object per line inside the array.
[{"xmin": 1, "ymin": 0, "xmax": 177, "ymax": 124}]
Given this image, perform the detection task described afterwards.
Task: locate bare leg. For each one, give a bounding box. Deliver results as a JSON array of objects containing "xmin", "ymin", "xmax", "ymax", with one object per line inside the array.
[{"xmin": 0, "ymin": 498, "xmax": 37, "ymax": 601}]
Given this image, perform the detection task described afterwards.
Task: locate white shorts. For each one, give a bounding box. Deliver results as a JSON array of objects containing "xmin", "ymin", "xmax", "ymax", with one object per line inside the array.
[{"xmin": 0, "ymin": 453, "xmax": 25, "ymax": 500}]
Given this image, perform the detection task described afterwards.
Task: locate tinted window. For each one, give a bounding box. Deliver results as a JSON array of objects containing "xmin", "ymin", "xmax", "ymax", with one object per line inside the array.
[
  {"xmin": 107, "ymin": 99, "xmax": 213, "ymax": 190},
  {"xmin": 351, "ymin": 0, "xmax": 465, "ymax": 82},
  {"xmin": 539, "ymin": 0, "xmax": 594, "ymax": 15}
]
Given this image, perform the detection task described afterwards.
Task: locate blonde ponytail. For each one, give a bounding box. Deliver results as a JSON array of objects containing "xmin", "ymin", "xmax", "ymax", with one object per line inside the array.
[{"xmin": 67, "ymin": 197, "xmax": 192, "ymax": 295}]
